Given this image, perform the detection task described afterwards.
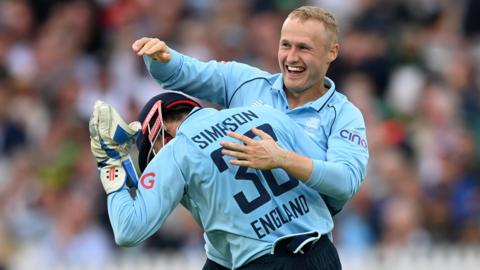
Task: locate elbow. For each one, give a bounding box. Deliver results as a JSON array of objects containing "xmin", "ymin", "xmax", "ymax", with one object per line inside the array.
[
  {"xmin": 114, "ymin": 233, "xmax": 139, "ymax": 247},
  {"xmin": 336, "ymin": 167, "xmax": 362, "ymax": 200},
  {"xmin": 336, "ymin": 188, "xmax": 357, "ymax": 201},
  {"xmin": 330, "ymin": 183, "xmax": 356, "ymax": 201},
  {"xmin": 113, "ymin": 223, "xmax": 141, "ymax": 247}
]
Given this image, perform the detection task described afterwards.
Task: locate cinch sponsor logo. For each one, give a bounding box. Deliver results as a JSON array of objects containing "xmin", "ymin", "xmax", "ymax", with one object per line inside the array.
[
  {"xmin": 141, "ymin": 172, "xmax": 156, "ymax": 189},
  {"xmin": 340, "ymin": 129, "xmax": 367, "ymax": 148}
]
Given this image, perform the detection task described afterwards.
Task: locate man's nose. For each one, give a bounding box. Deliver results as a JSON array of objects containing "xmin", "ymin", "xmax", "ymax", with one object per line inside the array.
[{"xmin": 286, "ymin": 48, "xmax": 299, "ymax": 62}]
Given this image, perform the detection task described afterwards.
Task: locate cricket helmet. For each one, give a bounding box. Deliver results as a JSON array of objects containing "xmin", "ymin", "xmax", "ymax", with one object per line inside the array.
[{"xmin": 136, "ymin": 91, "xmax": 201, "ymax": 172}]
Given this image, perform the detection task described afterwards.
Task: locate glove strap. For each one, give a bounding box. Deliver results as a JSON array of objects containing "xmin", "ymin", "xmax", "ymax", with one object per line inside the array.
[{"xmin": 121, "ymin": 157, "xmax": 139, "ymax": 187}]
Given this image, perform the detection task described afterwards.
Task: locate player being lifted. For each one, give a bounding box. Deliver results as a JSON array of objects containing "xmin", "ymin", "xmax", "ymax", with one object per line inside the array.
[{"xmin": 89, "ymin": 91, "xmax": 368, "ymax": 270}]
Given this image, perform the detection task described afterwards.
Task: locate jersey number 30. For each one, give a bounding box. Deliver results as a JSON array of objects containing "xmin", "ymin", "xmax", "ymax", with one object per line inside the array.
[{"xmin": 210, "ymin": 124, "xmax": 299, "ymax": 214}]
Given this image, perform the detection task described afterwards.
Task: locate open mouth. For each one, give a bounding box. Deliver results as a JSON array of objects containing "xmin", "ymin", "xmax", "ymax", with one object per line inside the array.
[{"xmin": 286, "ymin": 65, "xmax": 306, "ymax": 75}]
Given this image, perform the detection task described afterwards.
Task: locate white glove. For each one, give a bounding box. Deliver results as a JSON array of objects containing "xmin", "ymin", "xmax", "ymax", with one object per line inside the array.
[
  {"xmin": 89, "ymin": 101, "xmax": 141, "ymax": 194},
  {"xmin": 90, "ymin": 101, "xmax": 141, "ymax": 159}
]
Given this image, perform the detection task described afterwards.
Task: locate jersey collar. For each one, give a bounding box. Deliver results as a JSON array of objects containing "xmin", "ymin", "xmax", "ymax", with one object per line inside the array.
[
  {"xmin": 178, "ymin": 107, "xmax": 218, "ymax": 132},
  {"xmin": 272, "ymin": 76, "xmax": 337, "ymax": 111}
]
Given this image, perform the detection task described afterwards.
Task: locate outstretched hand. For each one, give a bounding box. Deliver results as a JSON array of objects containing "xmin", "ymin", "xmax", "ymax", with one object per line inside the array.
[
  {"xmin": 220, "ymin": 127, "xmax": 289, "ymax": 170},
  {"xmin": 132, "ymin": 37, "xmax": 171, "ymax": 63}
]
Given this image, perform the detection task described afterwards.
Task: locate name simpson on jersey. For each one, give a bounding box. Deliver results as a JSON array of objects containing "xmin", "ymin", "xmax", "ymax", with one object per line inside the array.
[{"xmin": 191, "ymin": 110, "xmax": 259, "ymax": 149}]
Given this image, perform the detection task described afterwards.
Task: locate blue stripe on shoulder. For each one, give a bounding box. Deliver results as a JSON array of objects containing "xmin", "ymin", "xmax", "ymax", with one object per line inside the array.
[
  {"xmin": 326, "ymin": 105, "xmax": 337, "ymax": 137},
  {"xmin": 317, "ymin": 90, "xmax": 336, "ymax": 112},
  {"xmin": 227, "ymin": 77, "xmax": 273, "ymax": 108}
]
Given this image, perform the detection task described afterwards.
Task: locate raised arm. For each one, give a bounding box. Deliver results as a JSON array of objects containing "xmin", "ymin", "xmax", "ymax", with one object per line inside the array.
[
  {"xmin": 89, "ymin": 100, "xmax": 187, "ymax": 246},
  {"xmin": 132, "ymin": 37, "xmax": 270, "ymax": 107}
]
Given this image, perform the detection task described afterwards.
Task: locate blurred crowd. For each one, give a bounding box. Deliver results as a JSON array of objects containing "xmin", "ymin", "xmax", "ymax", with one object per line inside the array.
[{"xmin": 1, "ymin": 0, "xmax": 480, "ymax": 269}]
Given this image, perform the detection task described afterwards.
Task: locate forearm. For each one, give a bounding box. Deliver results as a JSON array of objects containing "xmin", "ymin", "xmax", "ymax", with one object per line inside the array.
[
  {"xmin": 305, "ymin": 159, "xmax": 362, "ymax": 200},
  {"xmin": 279, "ymin": 150, "xmax": 313, "ymax": 181},
  {"xmin": 279, "ymin": 151, "xmax": 361, "ymax": 200},
  {"xmin": 106, "ymin": 149, "xmax": 186, "ymax": 247},
  {"xmin": 278, "ymin": 151, "xmax": 354, "ymax": 213},
  {"xmin": 107, "ymin": 188, "xmax": 154, "ymax": 247},
  {"xmin": 144, "ymin": 49, "xmax": 228, "ymax": 106}
]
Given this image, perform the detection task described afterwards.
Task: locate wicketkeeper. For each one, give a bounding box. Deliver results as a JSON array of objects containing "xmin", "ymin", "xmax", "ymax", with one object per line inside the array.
[{"xmin": 90, "ymin": 92, "xmax": 353, "ymax": 269}]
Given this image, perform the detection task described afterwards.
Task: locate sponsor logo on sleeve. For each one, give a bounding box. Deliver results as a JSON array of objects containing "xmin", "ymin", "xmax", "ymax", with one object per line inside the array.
[
  {"xmin": 141, "ymin": 172, "xmax": 156, "ymax": 189},
  {"xmin": 340, "ymin": 129, "xmax": 368, "ymax": 149}
]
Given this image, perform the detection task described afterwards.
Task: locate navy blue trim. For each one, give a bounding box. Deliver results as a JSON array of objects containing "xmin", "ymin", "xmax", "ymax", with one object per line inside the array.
[
  {"xmin": 316, "ymin": 90, "xmax": 336, "ymax": 112},
  {"xmin": 226, "ymin": 77, "xmax": 273, "ymax": 107},
  {"xmin": 321, "ymin": 194, "xmax": 343, "ymax": 217},
  {"xmin": 327, "ymin": 105, "xmax": 337, "ymax": 137}
]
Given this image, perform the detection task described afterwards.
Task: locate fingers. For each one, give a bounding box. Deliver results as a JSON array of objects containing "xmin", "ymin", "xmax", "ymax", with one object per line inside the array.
[
  {"xmin": 157, "ymin": 51, "xmax": 171, "ymax": 62},
  {"xmin": 97, "ymin": 103, "xmax": 112, "ymax": 140},
  {"xmin": 229, "ymin": 159, "xmax": 251, "ymax": 167},
  {"xmin": 89, "ymin": 101, "xmax": 103, "ymax": 138},
  {"xmin": 221, "ymin": 140, "xmax": 248, "ymax": 151},
  {"xmin": 133, "ymin": 37, "xmax": 170, "ymax": 62},
  {"xmin": 105, "ymin": 106, "xmax": 139, "ymax": 144},
  {"xmin": 131, "ymin": 37, "xmax": 152, "ymax": 53},
  {"xmin": 109, "ymin": 107, "xmax": 134, "ymax": 135},
  {"xmin": 226, "ymin": 131, "xmax": 256, "ymax": 145},
  {"xmin": 89, "ymin": 121, "xmax": 98, "ymax": 138},
  {"xmin": 221, "ymin": 148, "xmax": 249, "ymax": 160},
  {"xmin": 135, "ymin": 39, "xmax": 157, "ymax": 56},
  {"xmin": 128, "ymin": 121, "xmax": 142, "ymax": 133},
  {"xmin": 252, "ymin": 127, "xmax": 272, "ymax": 140},
  {"xmin": 93, "ymin": 100, "xmax": 105, "ymax": 109}
]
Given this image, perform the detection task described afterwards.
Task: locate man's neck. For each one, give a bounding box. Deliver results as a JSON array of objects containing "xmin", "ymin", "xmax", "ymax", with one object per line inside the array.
[{"xmin": 286, "ymin": 85, "xmax": 327, "ymax": 109}]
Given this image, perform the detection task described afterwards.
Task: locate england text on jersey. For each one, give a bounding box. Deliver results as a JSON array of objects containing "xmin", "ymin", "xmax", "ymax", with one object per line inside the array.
[
  {"xmin": 191, "ymin": 110, "xmax": 259, "ymax": 149},
  {"xmin": 250, "ymin": 194, "xmax": 310, "ymax": 239}
]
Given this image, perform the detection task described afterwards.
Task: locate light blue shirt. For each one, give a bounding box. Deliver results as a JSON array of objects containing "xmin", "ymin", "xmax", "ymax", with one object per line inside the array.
[
  {"xmin": 108, "ymin": 105, "xmax": 367, "ymax": 269},
  {"xmin": 144, "ymin": 50, "xmax": 369, "ymax": 211}
]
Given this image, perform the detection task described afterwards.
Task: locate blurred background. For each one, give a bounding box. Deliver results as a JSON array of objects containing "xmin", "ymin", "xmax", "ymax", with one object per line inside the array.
[{"xmin": 1, "ymin": 0, "xmax": 480, "ymax": 269}]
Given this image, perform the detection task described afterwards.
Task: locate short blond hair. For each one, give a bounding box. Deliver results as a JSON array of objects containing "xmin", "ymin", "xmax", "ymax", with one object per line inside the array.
[{"xmin": 287, "ymin": 6, "xmax": 338, "ymax": 44}]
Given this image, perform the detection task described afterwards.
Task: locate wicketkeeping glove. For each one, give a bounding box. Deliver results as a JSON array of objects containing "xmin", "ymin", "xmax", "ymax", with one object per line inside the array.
[{"xmin": 89, "ymin": 101, "xmax": 141, "ymax": 194}]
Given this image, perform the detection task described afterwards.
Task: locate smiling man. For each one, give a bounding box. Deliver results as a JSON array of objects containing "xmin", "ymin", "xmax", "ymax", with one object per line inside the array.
[
  {"xmin": 131, "ymin": 6, "xmax": 368, "ymax": 270},
  {"xmin": 278, "ymin": 10, "xmax": 339, "ymax": 109}
]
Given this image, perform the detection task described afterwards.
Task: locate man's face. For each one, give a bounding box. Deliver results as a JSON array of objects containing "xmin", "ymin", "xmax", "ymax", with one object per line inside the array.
[{"xmin": 278, "ymin": 18, "xmax": 338, "ymax": 95}]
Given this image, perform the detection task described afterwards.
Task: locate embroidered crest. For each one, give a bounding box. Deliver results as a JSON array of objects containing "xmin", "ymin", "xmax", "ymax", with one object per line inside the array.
[
  {"xmin": 305, "ymin": 117, "xmax": 321, "ymax": 130},
  {"xmin": 251, "ymin": 100, "xmax": 266, "ymax": 107}
]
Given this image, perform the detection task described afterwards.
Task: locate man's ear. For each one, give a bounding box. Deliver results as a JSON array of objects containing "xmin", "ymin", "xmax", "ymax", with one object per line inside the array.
[{"xmin": 327, "ymin": 43, "xmax": 339, "ymax": 64}]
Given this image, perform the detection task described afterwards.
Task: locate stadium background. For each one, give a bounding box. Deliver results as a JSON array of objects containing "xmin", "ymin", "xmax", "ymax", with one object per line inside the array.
[{"xmin": 1, "ymin": 0, "xmax": 480, "ymax": 269}]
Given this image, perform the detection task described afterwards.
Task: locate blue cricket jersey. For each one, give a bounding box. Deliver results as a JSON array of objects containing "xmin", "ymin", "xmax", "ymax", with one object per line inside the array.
[
  {"xmin": 108, "ymin": 106, "xmax": 367, "ymax": 269},
  {"xmin": 143, "ymin": 50, "xmax": 369, "ymax": 212}
]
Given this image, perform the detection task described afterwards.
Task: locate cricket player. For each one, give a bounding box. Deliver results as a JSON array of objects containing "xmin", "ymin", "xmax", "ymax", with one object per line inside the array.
[
  {"xmin": 131, "ymin": 6, "xmax": 368, "ymax": 218},
  {"xmin": 89, "ymin": 91, "xmax": 368, "ymax": 269}
]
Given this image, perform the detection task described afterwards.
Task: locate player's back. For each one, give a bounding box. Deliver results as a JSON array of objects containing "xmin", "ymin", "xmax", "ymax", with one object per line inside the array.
[{"xmin": 172, "ymin": 106, "xmax": 333, "ymax": 268}]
